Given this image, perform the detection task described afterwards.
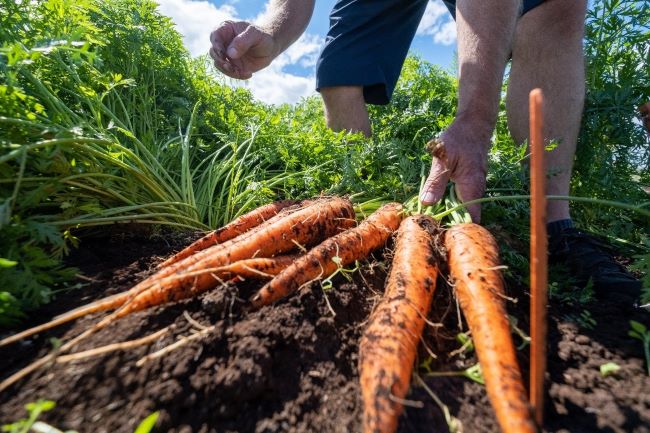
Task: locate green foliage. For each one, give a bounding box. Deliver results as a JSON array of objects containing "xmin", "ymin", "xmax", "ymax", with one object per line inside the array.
[
  {"xmin": 0, "ymin": 0, "xmax": 648, "ymax": 325},
  {"xmin": 574, "ymin": 0, "xmax": 650, "ymax": 238},
  {"xmin": 133, "ymin": 412, "xmax": 159, "ymax": 433},
  {"xmin": 1, "ymin": 399, "xmax": 62, "ymax": 433},
  {"xmin": 630, "ymin": 236, "xmax": 650, "ymax": 303},
  {"xmin": 0, "ymin": 0, "xmax": 287, "ymax": 323}
]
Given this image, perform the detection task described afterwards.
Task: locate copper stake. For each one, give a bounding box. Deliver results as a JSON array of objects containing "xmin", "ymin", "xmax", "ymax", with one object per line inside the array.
[{"xmin": 529, "ymin": 88, "xmax": 548, "ymax": 425}]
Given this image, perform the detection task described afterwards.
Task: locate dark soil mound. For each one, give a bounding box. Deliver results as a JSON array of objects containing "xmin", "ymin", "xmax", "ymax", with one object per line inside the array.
[{"xmin": 1, "ymin": 229, "xmax": 649, "ymax": 433}]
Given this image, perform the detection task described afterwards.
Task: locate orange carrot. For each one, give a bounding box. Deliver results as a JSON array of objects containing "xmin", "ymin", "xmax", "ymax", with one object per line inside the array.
[
  {"xmin": 101, "ymin": 197, "xmax": 355, "ymax": 321},
  {"xmin": 0, "ymin": 199, "xmax": 336, "ymax": 348},
  {"xmin": 220, "ymin": 255, "xmax": 300, "ymax": 280},
  {"xmin": 77, "ymin": 198, "xmax": 321, "ymax": 318},
  {"xmin": 359, "ymin": 215, "xmax": 440, "ymax": 433},
  {"xmin": 0, "ymin": 255, "xmax": 299, "ymax": 348},
  {"xmin": 445, "ymin": 223, "xmax": 537, "ymax": 433},
  {"xmin": 249, "ymin": 202, "xmax": 404, "ymax": 309},
  {"xmin": 159, "ymin": 199, "xmax": 300, "ymax": 268},
  {"xmin": 0, "ymin": 199, "xmax": 354, "ymax": 391}
]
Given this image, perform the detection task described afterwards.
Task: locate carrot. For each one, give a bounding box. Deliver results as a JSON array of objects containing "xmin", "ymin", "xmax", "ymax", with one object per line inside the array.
[
  {"xmin": 219, "ymin": 255, "xmax": 300, "ymax": 280},
  {"xmin": 359, "ymin": 215, "xmax": 440, "ymax": 433},
  {"xmin": 159, "ymin": 199, "xmax": 300, "ymax": 268},
  {"xmin": 445, "ymin": 223, "xmax": 537, "ymax": 433},
  {"xmin": 0, "ymin": 199, "xmax": 355, "ymax": 392},
  {"xmin": 68, "ymin": 198, "xmax": 327, "ymax": 319},
  {"xmin": 97, "ymin": 197, "xmax": 355, "ymax": 321},
  {"xmin": 0, "ymin": 199, "xmax": 338, "ymax": 348},
  {"xmin": 249, "ymin": 202, "xmax": 404, "ymax": 309},
  {"xmin": 0, "ymin": 255, "xmax": 299, "ymax": 348}
]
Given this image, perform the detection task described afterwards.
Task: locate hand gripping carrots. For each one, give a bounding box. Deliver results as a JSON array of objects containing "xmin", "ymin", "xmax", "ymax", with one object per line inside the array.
[
  {"xmin": 445, "ymin": 223, "xmax": 537, "ymax": 433},
  {"xmin": 359, "ymin": 215, "xmax": 441, "ymax": 433},
  {"xmin": 250, "ymin": 202, "xmax": 404, "ymax": 309}
]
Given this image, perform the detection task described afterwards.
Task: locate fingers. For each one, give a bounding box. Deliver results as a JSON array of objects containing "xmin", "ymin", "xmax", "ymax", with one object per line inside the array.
[
  {"xmin": 227, "ymin": 25, "xmax": 264, "ymax": 60},
  {"xmin": 419, "ymin": 137, "xmax": 488, "ymax": 223},
  {"xmin": 210, "ymin": 22, "xmax": 239, "ymax": 78},
  {"xmin": 420, "ymin": 156, "xmax": 451, "ymax": 206},
  {"xmin": 209, "ymin": 21, "xmax": 255, "ymax": 79},
  {"xmin": 210, "ymin": 21, "xmax": 235, "ymax": 60},
  {"xmin": 454, "ymin": 172, "xmax": 487, "ymax": 223}
]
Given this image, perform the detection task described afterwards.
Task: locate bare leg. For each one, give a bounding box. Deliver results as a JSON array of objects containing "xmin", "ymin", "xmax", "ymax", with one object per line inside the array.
[
  {"xmin": 420, "ymin": 0, "xmax": 521, "ymax": 222},
  {"xmin": 506, "ymin": 0, "xmax": 587, "ymax": 222},
  {"xmin": 320, "ymin": 86, "xmax": 372, "ymax": 137}
]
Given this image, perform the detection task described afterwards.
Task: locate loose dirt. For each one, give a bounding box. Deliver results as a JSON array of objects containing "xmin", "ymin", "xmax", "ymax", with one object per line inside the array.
[{"xmin": 1, "ymin": 228, "xmax": 649, "ymax": 433}]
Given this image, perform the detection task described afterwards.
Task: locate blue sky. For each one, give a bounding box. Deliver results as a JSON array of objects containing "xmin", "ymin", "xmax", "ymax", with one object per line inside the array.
[{"xmin": 156, "ymin": 0, "xmax": 457, "ymax": 104}]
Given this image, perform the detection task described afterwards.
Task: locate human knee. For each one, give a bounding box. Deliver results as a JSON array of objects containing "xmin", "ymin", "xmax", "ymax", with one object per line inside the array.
[
  {"xmin": 320, "ymin": 86, "xmax": 371, "ymax": 136},
  {"xmin": 321, "ymin": 86, "xmax": 365, "ymax": 107}
]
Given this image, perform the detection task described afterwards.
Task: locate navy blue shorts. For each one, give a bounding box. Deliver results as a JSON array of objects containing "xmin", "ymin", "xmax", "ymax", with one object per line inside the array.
[{"xmin": 316, "ymin": 0, "xmax": 545, "ymax": 105}]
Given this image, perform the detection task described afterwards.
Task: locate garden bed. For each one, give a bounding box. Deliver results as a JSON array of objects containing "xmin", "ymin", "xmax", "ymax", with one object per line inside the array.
[{"xmin": 1, "ymin": 229, "xmax": 648, "ymax": 433}]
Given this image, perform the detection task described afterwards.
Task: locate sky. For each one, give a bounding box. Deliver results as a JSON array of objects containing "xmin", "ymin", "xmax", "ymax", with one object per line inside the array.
[{"xmin": 156, "ymin": 0, "xmax": 457, "ymax": 105}]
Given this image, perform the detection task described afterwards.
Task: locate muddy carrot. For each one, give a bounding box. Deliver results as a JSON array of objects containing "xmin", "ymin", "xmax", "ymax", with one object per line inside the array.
[
  {"xmin": 445, "ymin": 223, "xmax": 537, "ymax": 433},
  {"xmin": 250, "ymin": 202, "xmax": 404, "ymax": 309},
  {"xmin": 128, "ymin": 200, "xmax": 310, "ymax": 295},
  {"xmin": 359, "ymin": 215, "xmax": 440, "ymax": 433},
  {"xmin": 0, "ymin": 199, "xmax": 355, "ymax": 392},
  {"xmin": 159, "ymin": 199, "xmax": 300, "ymax": 268},
  {"xmin": 99, "ymin": 197, "xmax": 355, "ymax": 321},
  {"xmin": 219, "ymin": 255, "xmax": 300, "ymax": 280},
  {"xmin": 0, "ymin": 197, "xmax": 350, "ymax": 348},
  {"xmin": 0, "ymin": 254, "xmax": 300, "ymax": 348}
]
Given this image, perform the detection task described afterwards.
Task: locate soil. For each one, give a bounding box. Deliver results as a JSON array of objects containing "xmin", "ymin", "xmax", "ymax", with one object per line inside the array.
[{"xmin": 1, "ymin": 228, "xmax": 649, "ymax": 433}]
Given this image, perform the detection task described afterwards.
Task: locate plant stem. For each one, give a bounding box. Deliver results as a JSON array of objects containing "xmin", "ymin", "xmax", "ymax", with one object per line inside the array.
[{"xmin": 433, "ymin": 195, "xmax": 650, "ymax": 220}]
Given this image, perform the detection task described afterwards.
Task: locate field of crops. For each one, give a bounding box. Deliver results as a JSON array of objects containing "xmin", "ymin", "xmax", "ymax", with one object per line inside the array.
[{"xmin": 1, "ymin": 0, "xmax": 649, "ymax": 432}]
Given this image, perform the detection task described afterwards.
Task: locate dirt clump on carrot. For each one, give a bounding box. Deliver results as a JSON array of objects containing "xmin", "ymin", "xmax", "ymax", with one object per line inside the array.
[
  {"xmin": 250, "ymin": 202, "xmax": 404, "ymax": 309},
  {"xmin": 446, "ymin": 223, "xmax": 537, "ymax": 433},
  {"xmin": 359, "ymin": 215, "xmax": 441, "ymax": 433}
]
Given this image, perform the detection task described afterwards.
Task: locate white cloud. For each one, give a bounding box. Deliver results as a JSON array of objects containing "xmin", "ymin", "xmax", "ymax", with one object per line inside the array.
[
  {"xmin": 156, "ymin": 0, "xmax": 237, "ymax": 57},
  {"xmin": 238, "ymin": 69, "xmax": 315, "ymax": 105},
  {"xmin": 416, "ymin": 0, "xmax": 457, "ymax": 46},
  {"xmin": 236, "ymin": 33, "xmax": 325, "ymax": 105}
]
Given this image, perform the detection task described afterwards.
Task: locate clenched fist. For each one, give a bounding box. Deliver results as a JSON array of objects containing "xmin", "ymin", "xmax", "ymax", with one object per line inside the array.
[{"xmin": 209, "ymin": 21, "xmax": 278, "ymax": 80}]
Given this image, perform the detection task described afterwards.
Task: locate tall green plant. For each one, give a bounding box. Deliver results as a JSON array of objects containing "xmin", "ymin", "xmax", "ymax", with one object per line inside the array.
[{"xmin": 573, "ymin": 0, "xmax": 649, "ymax": 237}]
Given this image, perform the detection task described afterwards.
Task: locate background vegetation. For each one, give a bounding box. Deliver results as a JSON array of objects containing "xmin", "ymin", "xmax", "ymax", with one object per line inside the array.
[{"xmin": 0, "ymin": 0, "xmax": 648, "ymax": 325}]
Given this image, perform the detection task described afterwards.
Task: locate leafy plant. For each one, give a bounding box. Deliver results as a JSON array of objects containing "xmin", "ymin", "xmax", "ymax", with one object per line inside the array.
[
  {"xmin": 629, "ymin": 236, "xmax": 650, "ymax": 303},
  {"xmin": 1, "ymin": 400, "xmax": 158, "ymax": 433},
  {"xmin": 1, "ymin": 399, "xmax": 60, "ymax": 433}
]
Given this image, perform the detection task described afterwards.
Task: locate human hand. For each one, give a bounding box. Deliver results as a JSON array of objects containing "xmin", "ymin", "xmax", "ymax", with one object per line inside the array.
[
  {"xmin": 419, "ymin": 121, "xmax": 491, "ymax": 222},
  {"xmin": 209, "ymin": 21, "xmax": 278, "ymax": 80}
]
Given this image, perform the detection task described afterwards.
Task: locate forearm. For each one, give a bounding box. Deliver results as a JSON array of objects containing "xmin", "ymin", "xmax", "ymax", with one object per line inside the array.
[
  {"xmin": 255, "ymin": 0, "xmax": 315, "ymax": 56},
  {"xmin": 455, "ymin": 0, "xmax": 520, "ymax": 139}
]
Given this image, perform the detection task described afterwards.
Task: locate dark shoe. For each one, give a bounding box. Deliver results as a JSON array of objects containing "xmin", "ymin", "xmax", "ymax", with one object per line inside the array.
[{"xmin": 548, "ymin": 227, "xmax": 642, "ymax": 294}]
